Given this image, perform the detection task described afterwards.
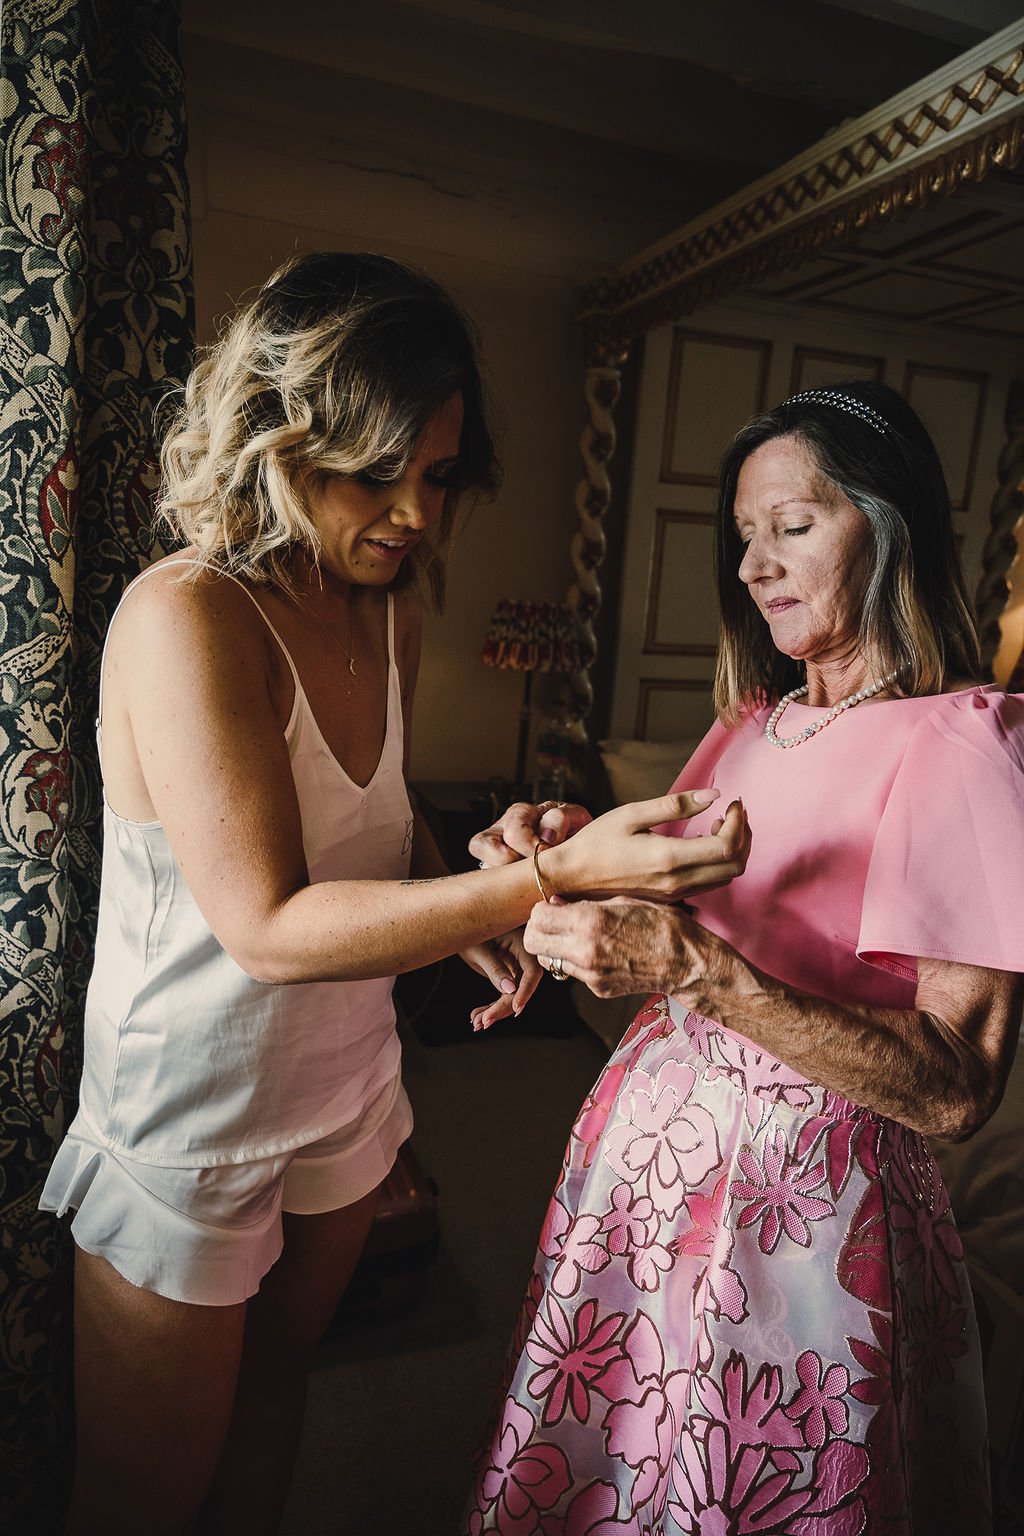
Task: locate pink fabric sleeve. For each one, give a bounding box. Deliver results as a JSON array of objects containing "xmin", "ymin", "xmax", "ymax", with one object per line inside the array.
[
  {"xmin": 858, "ymin": 690, "xmax": 1024, "ymax": 976},
  {"xmin": 657, "ymin": 719, "xmax": 733, "ymax": 837}
]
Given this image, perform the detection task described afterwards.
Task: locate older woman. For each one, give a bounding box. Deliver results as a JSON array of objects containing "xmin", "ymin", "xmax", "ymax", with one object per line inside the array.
[{"xmin": 465, "ymin": 381, "xmax": 1024, "ymax": 1535}]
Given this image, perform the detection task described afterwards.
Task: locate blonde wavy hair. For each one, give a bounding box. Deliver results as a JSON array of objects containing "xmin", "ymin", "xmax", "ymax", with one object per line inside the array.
[{"xmin": 158, "ymin": 251, "xmax": 500, "ymax": 606}]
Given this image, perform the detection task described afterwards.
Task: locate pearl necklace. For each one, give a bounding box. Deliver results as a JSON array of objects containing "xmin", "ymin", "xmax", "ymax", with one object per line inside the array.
[{"xmin": 765, "ymin": 670, "xmax": 899, "ymax": 749}]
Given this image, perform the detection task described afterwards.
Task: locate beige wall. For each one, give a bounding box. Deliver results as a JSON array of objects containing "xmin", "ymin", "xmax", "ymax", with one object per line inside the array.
[{"xmin": 189, "ymin": 189, "xmax": 583, "ymax": 786}]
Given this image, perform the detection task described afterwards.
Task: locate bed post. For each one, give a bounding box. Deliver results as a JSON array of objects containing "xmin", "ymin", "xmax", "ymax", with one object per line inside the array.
[
  {"xmin": 975, "ymin": 379, "xmax": 1024, "ymax": 684},
  {"xmin": 565, "ymin": 324, "xmax": 629, "ymax": 791}
]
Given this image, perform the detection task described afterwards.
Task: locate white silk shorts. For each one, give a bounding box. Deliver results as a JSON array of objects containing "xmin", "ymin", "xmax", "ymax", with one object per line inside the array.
[{"xmin": 39, "ymin": 1073, "xmax": 413, "ymax": 1307}]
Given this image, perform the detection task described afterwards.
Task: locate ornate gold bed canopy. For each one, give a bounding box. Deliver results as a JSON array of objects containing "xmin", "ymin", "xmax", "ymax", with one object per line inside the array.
[{"xmin": 565, "ymin": 19, "xmax": 1024, "ymax": 759}]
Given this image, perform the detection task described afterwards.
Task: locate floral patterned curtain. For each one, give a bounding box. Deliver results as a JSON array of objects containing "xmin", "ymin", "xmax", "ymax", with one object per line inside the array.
[{"xmin": 0, "ymin": 2, "xmax": 192, "ymax": 1524}]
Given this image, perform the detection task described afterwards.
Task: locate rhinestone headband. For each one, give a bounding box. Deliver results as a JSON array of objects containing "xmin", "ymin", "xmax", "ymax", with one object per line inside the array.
[{"xmin": 784, "ymin": 388, "xmax": 891, "ymax": 436}]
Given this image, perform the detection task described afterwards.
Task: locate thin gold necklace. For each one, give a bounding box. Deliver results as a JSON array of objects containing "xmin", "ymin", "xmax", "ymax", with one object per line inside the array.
[{"xmin": 295, "ymin": 594, "xmax": 357, "ymax": 677}]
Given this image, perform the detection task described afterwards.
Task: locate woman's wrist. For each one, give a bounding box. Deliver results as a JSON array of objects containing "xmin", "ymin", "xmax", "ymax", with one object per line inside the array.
[
  {"xmin": 538, "ymin": 837, "xmax": 578, "ymax": 898},
  {"xmin": 532, "ymin": 841, "xmax": 557, "ymax": 903},
  {"xmin": 670, "ymin": 925, "xmax": 761, "ymax": 1025},
  {"xmin": 501, "ymin": 849, "xmax": 553, "ymax": 920}
]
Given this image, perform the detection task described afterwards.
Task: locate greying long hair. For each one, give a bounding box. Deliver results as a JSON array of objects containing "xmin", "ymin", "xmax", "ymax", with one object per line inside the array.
[
  {"xmin": 158, "ymin": 251, "xmax": 501, "ymax": 607},
  {"xmin": 713, "ymin": 380, "xmax": 981, "ymax": 721}
]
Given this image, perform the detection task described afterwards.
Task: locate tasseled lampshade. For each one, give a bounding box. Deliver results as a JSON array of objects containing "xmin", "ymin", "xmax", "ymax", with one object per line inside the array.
[{"xmin": 482, "ymin": 600, "xmax": 582, "ymax": 789}]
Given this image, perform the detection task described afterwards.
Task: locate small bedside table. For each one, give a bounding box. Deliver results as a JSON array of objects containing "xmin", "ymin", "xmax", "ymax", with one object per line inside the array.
[{"xmin": 410, "ymin": 780, "xmax": 508, "ymax": 871}]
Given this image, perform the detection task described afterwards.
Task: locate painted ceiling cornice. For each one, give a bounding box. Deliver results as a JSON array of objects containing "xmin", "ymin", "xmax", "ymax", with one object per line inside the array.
[{"xmin": 581, "ymin": 19, "xmax": 1024, "ymax": 360}]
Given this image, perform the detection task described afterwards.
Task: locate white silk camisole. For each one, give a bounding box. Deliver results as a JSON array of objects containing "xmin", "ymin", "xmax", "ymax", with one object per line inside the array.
[{"xmin": 73, "ymin": 559, "xmax": 414, "ymax": 1165}]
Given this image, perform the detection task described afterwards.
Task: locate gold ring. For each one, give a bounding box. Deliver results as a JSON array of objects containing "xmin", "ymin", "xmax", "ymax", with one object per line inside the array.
[{"xmin": 548, "ymin": 956, "xmax": 569, "ymax": 982}]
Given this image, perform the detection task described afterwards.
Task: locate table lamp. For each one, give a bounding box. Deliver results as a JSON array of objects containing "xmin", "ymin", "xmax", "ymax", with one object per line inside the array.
[{"xmin": 482, "ymin": 599, "xmax": 582, "ymax": 792}]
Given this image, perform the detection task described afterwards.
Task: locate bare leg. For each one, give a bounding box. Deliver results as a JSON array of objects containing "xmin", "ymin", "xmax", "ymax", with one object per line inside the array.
[
  {"xmin": 68, "ymin": 1248, "xmax": 248, "ymax": 1536},
  {"xmin": 196, "ymin": 1184, "xmax": 380, "ymax": 1536}
]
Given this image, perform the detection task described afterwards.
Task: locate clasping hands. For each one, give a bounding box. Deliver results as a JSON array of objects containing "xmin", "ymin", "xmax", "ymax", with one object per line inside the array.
[
  {"xmin": 547, "ymin": 791, "xmax": 749, "ymax": 904},
  {"xmin": 463, "ymin": 799, "xmax": 589, "ymax": 1030},
  {"xmin": 467, "ymin": 789, "xmax": 751, "ymax": 1027},
  {"xmin": 466, "ymin": 804, "xmax": 592, "ymax": 1032},
  {"xmin": 469, "ymin": 799, "xmax": 592, "ymax": 869},
  {"xmin": 460, "ymin": 929, "xmax": 541, "ymax": 1032}
]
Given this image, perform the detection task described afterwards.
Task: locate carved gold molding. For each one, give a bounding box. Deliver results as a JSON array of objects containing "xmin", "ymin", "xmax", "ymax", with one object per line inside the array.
[{"xmin": 582, "ymin": 22, "xmax": 1024, "ymax": 358}]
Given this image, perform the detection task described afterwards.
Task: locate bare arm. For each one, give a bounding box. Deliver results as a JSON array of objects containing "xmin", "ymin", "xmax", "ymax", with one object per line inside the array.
[
  {"xmin": 523, "ymin": 898, "xmax": 1023, "ymax": 1142},
  {"xmin": 111, "ymin": 570, "xmax": 749, "ymax": 987}
]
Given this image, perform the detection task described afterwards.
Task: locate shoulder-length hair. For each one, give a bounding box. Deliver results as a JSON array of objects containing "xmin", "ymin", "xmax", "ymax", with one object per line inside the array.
[
  {"xmin": 158, "ymin": 251, "xmax": 501, "ymax": 608},
  {"xmin": 713, "ymin": 379, "xmax": 981, "ymax": 723}
]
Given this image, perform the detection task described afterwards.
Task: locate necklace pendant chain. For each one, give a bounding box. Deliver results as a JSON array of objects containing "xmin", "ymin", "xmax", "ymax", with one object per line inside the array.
[
  {"xmin": 765, "ymin": 669, "xmax": 899, "ymax": 749},
  {"xmin": 296, "ymin": 593, "xmax": 358, "ymax": 679}
]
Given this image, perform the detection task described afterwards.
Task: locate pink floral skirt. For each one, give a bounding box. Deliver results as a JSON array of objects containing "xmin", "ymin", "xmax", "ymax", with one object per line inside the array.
[{"xmin": 465, "ymin": 996, "xmax": 990, "ymax": 1535}]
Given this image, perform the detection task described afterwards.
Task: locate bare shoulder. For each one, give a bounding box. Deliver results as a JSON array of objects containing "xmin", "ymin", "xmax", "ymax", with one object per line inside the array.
[
  {"xmin": 105, "ymin": 557, "xmax": 284, "ymax": 734},
  {"xmin": 112, "ymin": 555, "xmax": 271, "ymax": 666}
]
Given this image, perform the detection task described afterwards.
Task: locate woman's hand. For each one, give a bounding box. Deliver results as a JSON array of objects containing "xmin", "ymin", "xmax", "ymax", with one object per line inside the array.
[
  {"xmin": 470, "ymin": 800, "xmax": 592, "ymax": 867},
  {"xmin": 460, "ymin": 929, "xmax": 543, "ymax": 1030},
  {"xmin": 523, "ymin": 896, "xmax": 727, "ymax": 1000},
  {"xmin": 541, "ymin": 791, "xmax": 750, "ymax": 905}
]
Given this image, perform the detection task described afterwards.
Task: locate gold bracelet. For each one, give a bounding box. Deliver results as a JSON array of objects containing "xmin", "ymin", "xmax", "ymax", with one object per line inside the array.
[{"xmin": 532, "ymin": 841, "xmax": 556, "ymax": 903}]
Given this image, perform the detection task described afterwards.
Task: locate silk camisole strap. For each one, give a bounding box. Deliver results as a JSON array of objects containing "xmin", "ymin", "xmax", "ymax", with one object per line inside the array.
[{"xmin": 97, "ymin": 557, "xmax": 401, "ymax": 794}]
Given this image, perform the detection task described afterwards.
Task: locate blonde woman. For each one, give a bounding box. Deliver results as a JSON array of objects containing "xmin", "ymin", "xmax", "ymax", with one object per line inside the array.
[{"xmin": 40, "ymin": 252, "xmax": 750, "ymax": 1536}]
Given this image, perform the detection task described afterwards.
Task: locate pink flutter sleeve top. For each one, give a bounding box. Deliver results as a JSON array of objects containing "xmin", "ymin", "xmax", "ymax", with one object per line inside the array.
[{"xmin": 665, "ymin": 686, "xmax": 1024, "ymax": 1011}]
